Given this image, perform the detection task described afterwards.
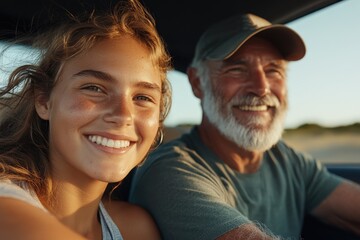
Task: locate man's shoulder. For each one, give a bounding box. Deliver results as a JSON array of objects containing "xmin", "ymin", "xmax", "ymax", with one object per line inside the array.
[
  {"xmin": 270, "ymin": 139, "xmax": 303, "ymax": 158},
  {"xmin": 129, "ymin": 131, "xmax": 212, "ymax": 200},
  {"xmin": 146, "ymin": 133, "xmax": 198, "ymax": 164},
  {"xmin": 268, "ymin": 139, "xmax": 319, "ymax": 171},
  {"xmin": 135, "ymin": 129, "xmax": 212, "ymax": 179}
]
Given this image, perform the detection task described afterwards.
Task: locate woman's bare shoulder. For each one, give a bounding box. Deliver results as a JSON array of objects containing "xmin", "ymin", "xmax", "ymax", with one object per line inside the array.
[
  {"xmin": 0, "ymin": 197, "xmax": 86, "ymax": 239},
  {"xmin": 103, "ymin": 200, "xmax": 160, "ymax": 240}
]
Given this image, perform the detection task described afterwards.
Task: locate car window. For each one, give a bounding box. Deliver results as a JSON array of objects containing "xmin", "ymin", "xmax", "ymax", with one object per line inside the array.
[{"xmin": 0, "ymin": 43, "xmax": 38, "ymax": 83}]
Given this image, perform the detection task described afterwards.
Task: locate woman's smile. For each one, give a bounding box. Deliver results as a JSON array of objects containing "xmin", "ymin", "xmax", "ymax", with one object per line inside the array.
[
  {"xmin": 87, "ymin": 134, "xmax": 135, "ymax": 154},
  {"xmin": 88, "ymin": 135, "xmax": 131, "ymax": 149}
]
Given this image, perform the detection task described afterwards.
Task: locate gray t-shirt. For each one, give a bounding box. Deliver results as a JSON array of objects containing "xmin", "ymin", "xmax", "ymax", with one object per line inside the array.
[
  {"xmin": 129, "ymin": 127, "xmax": 343, "ymax": 240},
  {"xmin": 0, "ymin": 180, "xmax": 123, "ymax": 240}
]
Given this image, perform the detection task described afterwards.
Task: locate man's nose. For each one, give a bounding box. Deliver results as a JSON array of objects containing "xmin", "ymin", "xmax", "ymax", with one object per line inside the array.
[{"xmin": 247, "ymin": 69, "xmax": 270, "ymax": 96}]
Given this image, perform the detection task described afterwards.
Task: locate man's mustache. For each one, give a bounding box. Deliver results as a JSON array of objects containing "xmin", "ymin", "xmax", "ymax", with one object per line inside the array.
[{"xmin": 231, "ymin": 94, "xmax": 281, "ymax": 108}]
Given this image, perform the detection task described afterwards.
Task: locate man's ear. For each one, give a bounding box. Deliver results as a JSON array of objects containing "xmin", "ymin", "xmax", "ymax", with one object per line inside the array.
[
  {"xmin": 187, "ymin": 67, "xmax": 203, "ymax": 99},
  {"xmin": 34, "ymin": 92, "xmax": 50, "ymax": 120}
]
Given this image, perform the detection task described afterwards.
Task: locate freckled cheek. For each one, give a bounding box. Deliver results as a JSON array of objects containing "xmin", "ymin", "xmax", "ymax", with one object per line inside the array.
[
  {"xmin": 59, "ymin": 97, "xmax": 98, "ymax": 120},
  {"xmin": 135, "ymin": 110, "xmax": 160, "ymax": 142}
]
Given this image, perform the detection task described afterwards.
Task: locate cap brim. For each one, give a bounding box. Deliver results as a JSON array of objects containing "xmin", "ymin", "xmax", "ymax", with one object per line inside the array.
[
  {"xmin": 210, "ymin": 25, "xmax": 306, "ymax": 61},
  {"xmin": 253, "ymin": 25, "xmax": 306, "ymax": 61}
]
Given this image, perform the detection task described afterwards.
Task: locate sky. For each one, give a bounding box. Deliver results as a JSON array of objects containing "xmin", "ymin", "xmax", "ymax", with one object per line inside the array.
[
  {"xmin": 165, "ymin": 0, "xmax": 360, "ymax": 128},
  {"xmin": 0, "ymin": 0, "xmax": 359, "ymax": 129}
]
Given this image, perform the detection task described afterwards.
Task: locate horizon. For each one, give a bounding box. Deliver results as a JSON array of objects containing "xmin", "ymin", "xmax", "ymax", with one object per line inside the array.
[{"xmin": 166, "ymin": 120, "xmax": 360, "ymax": 130}]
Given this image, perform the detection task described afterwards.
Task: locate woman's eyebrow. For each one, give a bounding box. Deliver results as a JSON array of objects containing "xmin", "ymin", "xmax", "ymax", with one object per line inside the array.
[
  {"xmin": 136, "ymin": 81, "xmax": 161, "ymax": 93},
  {"xmin": 73, "ymin": 69, "xmax": 161, "ymax": 92},
  {"xmin": 73, "ymin": 69, "xmax": 115, "ymax": 81}
]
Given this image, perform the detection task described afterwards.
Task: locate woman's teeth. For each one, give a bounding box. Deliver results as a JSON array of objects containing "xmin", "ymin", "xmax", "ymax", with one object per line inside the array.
[{"xmin": 88, "ymin": 135, "xmax": 130, "ymax": 149}]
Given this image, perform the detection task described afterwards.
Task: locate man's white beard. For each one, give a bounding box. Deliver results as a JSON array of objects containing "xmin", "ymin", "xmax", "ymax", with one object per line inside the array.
[{"xmin": 202, "ymin": 87, "xmax": 287, "ymax": 152}]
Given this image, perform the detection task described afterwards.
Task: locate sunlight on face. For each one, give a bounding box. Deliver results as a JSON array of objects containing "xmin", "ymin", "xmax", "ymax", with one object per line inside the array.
[
  {"xmin": 202, "ymin": 83, "xmax": 286, "ymax": 151},
  {"xmin": 201, "ymin": 38, "xmax": 288, "ymax": 151},
  {"xmin": 38, "ymin": 37, "xmax": 161, "ymax": 183}
]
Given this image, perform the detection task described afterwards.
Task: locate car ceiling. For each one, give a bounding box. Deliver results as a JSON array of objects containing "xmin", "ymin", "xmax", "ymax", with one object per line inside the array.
[{"xmin": 0, "ymin": 0, "xmax": 342, "ymax": 72}]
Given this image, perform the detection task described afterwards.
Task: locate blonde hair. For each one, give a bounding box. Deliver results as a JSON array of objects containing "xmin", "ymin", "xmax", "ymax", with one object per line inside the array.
[{"xmin": 0, "ymin": 0, "xmax": 171, "ymax": 205}]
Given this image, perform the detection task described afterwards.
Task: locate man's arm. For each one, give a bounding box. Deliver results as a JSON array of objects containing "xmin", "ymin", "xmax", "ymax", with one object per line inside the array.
[
  {"xmin": 217, "ymin": 223, "xmax": 281, "ymax": 240},
  {"xmin": 312, "ymin": 180, "xmax": 360, "ymax": 235}
]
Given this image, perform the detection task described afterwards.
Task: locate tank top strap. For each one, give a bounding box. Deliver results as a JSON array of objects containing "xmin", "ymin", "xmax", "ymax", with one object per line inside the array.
[{"xmin": 98, "ymin": 202, "xmax": 123, "ymax": 240}]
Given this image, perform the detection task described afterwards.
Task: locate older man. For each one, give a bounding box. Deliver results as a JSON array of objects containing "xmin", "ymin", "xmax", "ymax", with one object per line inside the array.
[{"xmin": 129, "ymin": 13, "xmax": 360, "ymax": 239}]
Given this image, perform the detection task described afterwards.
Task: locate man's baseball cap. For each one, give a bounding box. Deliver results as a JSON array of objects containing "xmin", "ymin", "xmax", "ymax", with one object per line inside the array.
[{"xmin": 192, "ymin": 13, "xmax": 306, "ymax": 63}]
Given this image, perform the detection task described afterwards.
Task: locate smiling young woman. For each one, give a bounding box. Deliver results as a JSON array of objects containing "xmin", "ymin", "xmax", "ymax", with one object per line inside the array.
[{"xmin": 0, "ymin": 0, "xmax": 171, "ymax": 239}]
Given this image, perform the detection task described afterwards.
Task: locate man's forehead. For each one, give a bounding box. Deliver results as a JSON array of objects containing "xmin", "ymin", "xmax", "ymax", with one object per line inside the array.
[
  {"xmin": 223, "ymin": 54, "xmax": 286, "ymax": 66},
  {"xmin": 227, "ymin": 37, "xmax": 285, "ymax": 61}
]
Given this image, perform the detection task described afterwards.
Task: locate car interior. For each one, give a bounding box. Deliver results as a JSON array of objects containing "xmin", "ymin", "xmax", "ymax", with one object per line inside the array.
[{"xmin": 0, "ymin": 0, "xmax": 358, "ymax": 239}]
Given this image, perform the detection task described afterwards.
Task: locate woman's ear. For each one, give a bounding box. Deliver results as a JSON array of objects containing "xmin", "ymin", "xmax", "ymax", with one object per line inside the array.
[
  {"xmin": 34, "ymin": 92, "xmax": 50, "ymax": 120},
  {"xmin": 187, "ymin": 67, "xmax": 203, "ymax": 99}
]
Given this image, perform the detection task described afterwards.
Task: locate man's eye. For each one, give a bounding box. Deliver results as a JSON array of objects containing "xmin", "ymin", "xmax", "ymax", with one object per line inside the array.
[
  {"xmin": 229, "ymin": 67, "xmax": 246, "ymax": 72},
  {"xmin": 223, "ymin": 66, "xmax": 248, "ymax": 75},
  {"xmin": 266, "ymin": 68, "xmax": 285, "ymax": 78}
]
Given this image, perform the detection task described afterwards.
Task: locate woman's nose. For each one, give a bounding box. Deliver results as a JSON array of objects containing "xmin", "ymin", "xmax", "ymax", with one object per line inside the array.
[{"xmin": 103, "ymin": 97, "xmax": 132, "ymax": 125}]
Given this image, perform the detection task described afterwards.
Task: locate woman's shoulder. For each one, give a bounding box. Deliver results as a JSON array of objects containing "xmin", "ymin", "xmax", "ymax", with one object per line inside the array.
[
  {"xmin": 0, "ymin": 180, "xmax": 46, "ymax": 211},
  {"xmin": 103, "ymin": 200, "xmax": 160, "ymax": 240}
]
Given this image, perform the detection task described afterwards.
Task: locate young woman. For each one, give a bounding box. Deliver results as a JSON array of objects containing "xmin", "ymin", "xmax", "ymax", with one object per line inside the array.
[{"xmin": 0, "ymin": 0, "xmax": 171, "ymax": 239}]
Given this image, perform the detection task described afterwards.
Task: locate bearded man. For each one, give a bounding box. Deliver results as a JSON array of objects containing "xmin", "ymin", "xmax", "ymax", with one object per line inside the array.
[{"xmin": 128, "ymin": 14, "xmax": 360, "ymax": 240}]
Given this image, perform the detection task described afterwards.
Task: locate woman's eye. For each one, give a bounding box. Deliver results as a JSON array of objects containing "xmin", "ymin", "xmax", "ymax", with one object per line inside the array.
[
  {"xmin": 135, "ymin": 95, "xmax": 152, "ymax": 102},
  {"xmin": 83, "ymin": 85, "xmax": 103, "ymax": 93}
]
